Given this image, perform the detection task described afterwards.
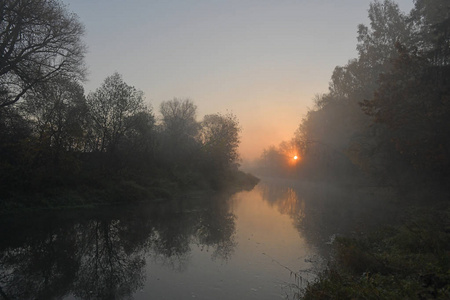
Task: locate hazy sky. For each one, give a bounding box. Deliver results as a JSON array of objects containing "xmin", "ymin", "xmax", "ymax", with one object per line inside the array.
[{"xmin": 65, "ymin": 0, "xmax": 414, "ymax": 161}]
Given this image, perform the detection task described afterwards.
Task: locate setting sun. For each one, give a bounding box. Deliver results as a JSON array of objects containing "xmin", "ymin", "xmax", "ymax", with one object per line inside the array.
[{"xmin": 293, "ymin": 155, "xmax": 298, "ymax": 160}]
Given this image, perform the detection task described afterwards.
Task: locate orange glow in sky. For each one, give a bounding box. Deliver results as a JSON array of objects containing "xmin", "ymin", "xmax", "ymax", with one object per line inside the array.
[
  {"xmin": 65, "ymin": 0, "xmax": 415, "ymax": 163},
  {"xmin": 288, "ymin": 154, "xmax": 300, "ymax": 167}
]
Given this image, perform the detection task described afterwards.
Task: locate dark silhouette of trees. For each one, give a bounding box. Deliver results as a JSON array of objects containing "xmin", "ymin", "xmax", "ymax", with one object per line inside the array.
[
  {"xmin": 200, "ymin": 113, "xmax": 240, "ymax": 168},
  {"xmin": 0, "ymin": 0, "xmax": 254, "ymax": 209},
  {"xmin": 0, "ymin": 0, "xmax": 86, "ymax": 108},
  {"xmin": 325, "ymin": 0, "xmax": 449, "ymax": 184},
  {"xmin": 266, "ymin": 0, "xmax": 413, "ymax": 182},
  {"xmin": 160, "ymin": 98, "xmax": 199, "ymax": 138},
  {"xmin": 0, "ymin": 71, "xmax": 249, "ymax": 206},
  {"xmin": 87, "ymin": 73, "xmax": 147, "ymax": 153},
  {"xmin": 354, "ymin": 0, "xmax": 450, "ymax": 183},
  {"xmin": 197, "ymin": 112, "xmax": 241, "ymax": 188},
  {"xmin": 158, "ymin": 98, "xmax": 200, "ymax": 164},
  {"xmin": 20, "ymin": 76, "xmax": 88, "ymax": 167},
  {"xmin": 255, "ymin": 0, "xmax": 450, "ymax": 186}
]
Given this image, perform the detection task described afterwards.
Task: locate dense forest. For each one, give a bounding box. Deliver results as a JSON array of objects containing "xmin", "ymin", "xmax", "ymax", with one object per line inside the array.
[
  {"xmin": 253, "ymin": 0, "xmax": 450, "ymax": 188},
  {"xmin": 0, "ymin": 0, "xmax": 257, "ymax": 212},
  {"xmin": 267, "ymin": 0, "xmax": 450, "ymax": 298}
]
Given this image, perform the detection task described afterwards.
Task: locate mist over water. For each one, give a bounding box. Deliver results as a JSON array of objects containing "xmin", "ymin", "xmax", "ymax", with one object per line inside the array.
[
  {"xmin": 0, "ymin": 179, "xmax": 403, "ymax": 299},
  {"xmin": 1, "ymin": 0, "xmax": 449, "ymax": 298}
]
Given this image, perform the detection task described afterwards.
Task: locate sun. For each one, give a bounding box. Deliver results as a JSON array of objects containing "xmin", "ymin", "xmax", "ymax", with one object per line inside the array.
[{"xmin": 293, "ymin": 155, "xmax": 298, "ymax": 160}]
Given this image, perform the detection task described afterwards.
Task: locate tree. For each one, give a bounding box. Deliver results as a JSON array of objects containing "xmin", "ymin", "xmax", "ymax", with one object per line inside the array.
[
  {"xmin": 0, "ymin": 105, "xmax": 32, "ymax": 192},
  {"xmin": 0, "ymin": 0, "xmax": 86, "ymax": 108},
  {"xmin": 159, "ymin": 98, "xmax": 199, "ymax": 139},
  {"xmin": 293, "ymin": 0, "xmax": 414, "ymax": 182},
  {"xmin": 121, "ymin": 110, "xmax": 156, "ymax": 154},
  {"xmin": 356, "ymin": 0, "xmax": 412, "ymax": 78},
  {"xmin": 21, "ymin": 76, "xmax": 88, "ymax": 153},
  {"xmin": 86, "ymin": 73, "xmax": 147, "ymax": 153},
  {"xmin": 158, "ymin": 98, "xmax": 200, "ymax": 164},
  {"xmin": 410, "ymin": 0, "xmax": 450, "ymax": 66},
  {"xmin": 200, "ymin": 113, "xmax": 240, "ymax": 168},
  {"xmin": 10, "ymin": 76, "xmax": 88, "ymax": 181},
  {"xmin": 361, "ymin": 46, "xmax": 450, "ymax": 179}
]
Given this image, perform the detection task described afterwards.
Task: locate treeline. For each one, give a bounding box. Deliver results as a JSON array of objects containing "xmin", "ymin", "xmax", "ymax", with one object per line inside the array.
[
  {"xmin": 255, "ymin": 0, "xmax": 450, "ymax": 186},
  {"xmin": 0, "ymin": 0, "xmax": 256, "ymax": 210}
]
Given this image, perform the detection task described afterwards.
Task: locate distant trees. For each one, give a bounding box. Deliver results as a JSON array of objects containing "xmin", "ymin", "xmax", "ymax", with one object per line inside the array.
[
  {"xmin": 0, "ymin": 0, "xmax": 86, "ymax": 108},
  {"xmin": 273, "ymin": 0, "xmax": 414, "ymax": 181},
  {"xmin": 160, "ymin": 98, "xmax": 199, "ymax": 139},
  {"xmin": 200, "ymin": 113, "xmax": 240, "ymax": 169},
  {"xmin": 158, "ymin": 98, "xmax": 200, "ymax": 165},
  {"xmin": 256, "ymin": 0, "xmax": 450, "ymax": 185},
  {"xmin": 155, "ymin": 98, "xmax": 242, "ymax": 188},
  {"xmin": 197, "ymin": 113, "xmax": 241, "ymax": 187}
]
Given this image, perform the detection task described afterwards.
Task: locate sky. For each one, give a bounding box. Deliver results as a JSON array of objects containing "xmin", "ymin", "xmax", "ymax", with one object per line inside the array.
[{"xmin": 65, "ymin": 0, "xmax": 415, "ymax": 162}]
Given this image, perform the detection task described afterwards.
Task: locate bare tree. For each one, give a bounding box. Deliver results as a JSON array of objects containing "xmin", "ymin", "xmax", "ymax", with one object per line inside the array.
[{"xmin": 0, "ymin": 0, "xmax": 86, "ymax": 108}]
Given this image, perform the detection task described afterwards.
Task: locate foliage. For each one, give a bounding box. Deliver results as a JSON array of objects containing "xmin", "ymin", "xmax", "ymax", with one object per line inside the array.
[
  {"xmin": 0, "ymin": 70, "xmax": 254, "ymax": 211},
  {"xmin": 255, "ymin": 0, "xmax": 450, "ymax": 186},
  {"xmin": 86, "ymin": 72, "xmax": 147, "ymax": 153},
  {"xmin": 200, "ymin": 113, "xmax": 240, "ymax": 167},
  {"xmin": 198, "ymin": 112, "xmax": 242, "ymax": 188},
  {"xmin": 361, "ymin": 44, "xmax": 450, "ymax": 180},
  {"xmin": 157, "ymin": 98, "xmax": 201, "ymax": 169},
  {"xmin": 301, "ymin": 206, "xmax": 450, "ymax": 300}
]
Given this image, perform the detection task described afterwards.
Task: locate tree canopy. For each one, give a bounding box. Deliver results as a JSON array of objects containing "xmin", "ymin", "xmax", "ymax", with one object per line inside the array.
[{"xmin": 0, "ymin": 0, "xmax": 86, "ymax": 108}]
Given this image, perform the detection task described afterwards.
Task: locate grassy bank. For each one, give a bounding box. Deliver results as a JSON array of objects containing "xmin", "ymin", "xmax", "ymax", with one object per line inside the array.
[
  {"xmin": 0, "ymin": 169, "xmax": 259, "ymax": 215},
  {"xmin": 300, "ymin": 204, "xmax": 450, "ymax": 299}
]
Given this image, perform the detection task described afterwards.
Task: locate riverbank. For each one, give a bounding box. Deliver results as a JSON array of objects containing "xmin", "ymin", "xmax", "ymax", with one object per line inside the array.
[
  {"xmin": 300, "ymin": 200, "xmax": 450, "ymax": 299},
  {"xmin": 0, "ymin": 169, "xmax": 259, "ymax": 215}
]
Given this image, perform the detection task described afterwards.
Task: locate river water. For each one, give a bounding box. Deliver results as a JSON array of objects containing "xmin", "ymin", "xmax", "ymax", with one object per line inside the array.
[{"xmin": 0, "ymin": 178, "xmax": 400, "ymax": 299}]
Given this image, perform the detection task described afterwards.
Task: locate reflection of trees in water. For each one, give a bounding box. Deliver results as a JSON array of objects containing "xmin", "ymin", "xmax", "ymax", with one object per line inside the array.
[
  {"xmin": 194, "ymin": 197, "xmax": 237, "ymax": 262},
  {"xmin": 258, "ymin": 181, "xmax": 400, "ymax": 254},
  {"xmin": 72, "ymin": 220, "xmax": 146, "ymax": 300},
  {"xmin": 0, "ymin": 193, "xmax": 237, "ymax": 299},
  {"xmin": 148, "ymin": 210, "xmax": 195, "ymax": 272},
  {"xmin": 0, "ymin": 222, "xmax": 79, "ymax": 300},
  {"xmin": 259, "ymin": 184, "xmax": 305, "ymax": 218}
]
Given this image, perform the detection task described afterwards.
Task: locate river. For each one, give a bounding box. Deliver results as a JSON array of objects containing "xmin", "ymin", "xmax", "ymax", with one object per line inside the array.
[{"xmin": 0, "ymin": 178, "xmax": 400, "ymax": 299}]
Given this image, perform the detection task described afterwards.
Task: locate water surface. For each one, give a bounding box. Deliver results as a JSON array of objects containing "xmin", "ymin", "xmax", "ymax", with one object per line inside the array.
[{"xmin": 0, "ymin": 179, "xmax": 399, "ymax": 299}]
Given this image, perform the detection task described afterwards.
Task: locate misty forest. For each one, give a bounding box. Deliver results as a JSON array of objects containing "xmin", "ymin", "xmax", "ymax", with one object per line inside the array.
[{"xmin": 1, "ymin": 0, "xmax": 449, "ymax": 299}]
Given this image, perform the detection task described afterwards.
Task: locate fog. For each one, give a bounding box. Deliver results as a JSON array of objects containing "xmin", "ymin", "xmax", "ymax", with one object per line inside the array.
[{"xmin": 1, "ymin": 0, "xmax": 449, "ymax": 299}]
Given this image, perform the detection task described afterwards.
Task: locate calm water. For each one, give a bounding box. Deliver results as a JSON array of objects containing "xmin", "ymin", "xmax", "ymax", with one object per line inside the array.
[{"xmin": 0, "ymin": 178, "xmax": 400, "ymax": 299}]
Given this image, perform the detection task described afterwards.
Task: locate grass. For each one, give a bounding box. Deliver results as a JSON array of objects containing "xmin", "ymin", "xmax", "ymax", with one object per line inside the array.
[
  {"xmin": 299, "ymin": 205, "xmax": 450, "ymax": 299},
  {"xmin": 0, "ymin": 168, "xmax": 259, "ymax": 215}
]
